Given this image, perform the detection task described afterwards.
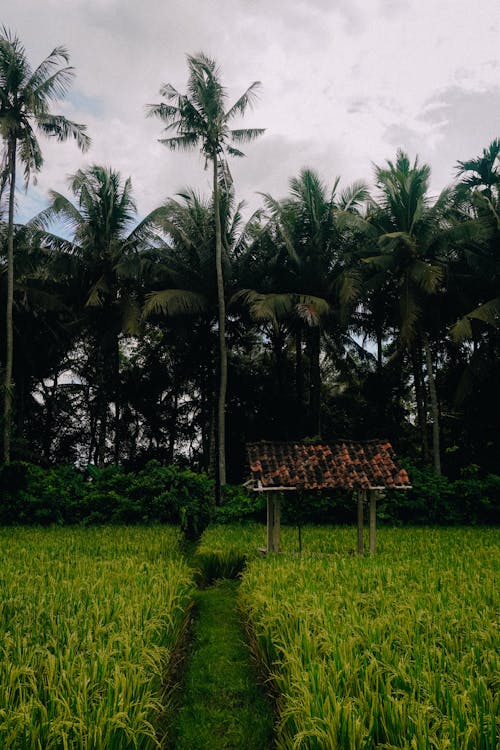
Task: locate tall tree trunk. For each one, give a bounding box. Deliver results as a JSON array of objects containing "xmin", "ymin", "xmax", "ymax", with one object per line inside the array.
[
  {"xmin": 213, "ymin": 157, "xmax": 227, "ymax": 501},
  {"xmin": 113, "ymin": 332, "xmax": 120, "ymax": 465},
  {"xmin": 3, "ymin": 137, "xmax": 16, "ymax": 464},
  {"xmin": 167, "ymin": 383, "xmax": 178, "ymax": 465},
  {"xmin": 295, "ymin": 327, "xmax": 304, "ymax": 432},
  {"xmin": 376, "ymin": 329, "xmax": 383, "ymax": 375},
  {"xmin": 422, "ymin": 331, "xmax": 441, "ymax": 475},
  {"xmin": 410, "ymin": 344, "xmax": 429, "ymax": 464},
  {"xmin": 309, "ymin": 326, "xmax": 321, "ymax": 437},
  {"xmin": 42, "ymin": 372, "xmax": 59, "ymax": 463}
]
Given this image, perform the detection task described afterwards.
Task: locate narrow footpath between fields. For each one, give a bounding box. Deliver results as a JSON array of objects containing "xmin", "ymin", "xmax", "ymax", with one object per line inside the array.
[{"xmin": 170, "ymin": 578, "xmax": 274, "ymax": 750}]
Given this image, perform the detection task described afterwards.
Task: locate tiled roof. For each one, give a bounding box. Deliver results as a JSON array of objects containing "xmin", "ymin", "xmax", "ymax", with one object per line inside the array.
[{"xmin": 247, "ymin": 440, "xmax": 411, "ymax": 491}]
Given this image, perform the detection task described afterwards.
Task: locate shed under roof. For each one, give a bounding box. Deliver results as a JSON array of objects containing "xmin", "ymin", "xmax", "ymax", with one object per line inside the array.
[{"xmin": 247, "ymin": 439, "xmax": 411, "ymax": 491}]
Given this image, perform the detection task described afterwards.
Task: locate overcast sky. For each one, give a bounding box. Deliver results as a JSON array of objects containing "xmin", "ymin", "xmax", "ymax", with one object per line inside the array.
[{"xmin": 5, "ymin": 0, "xmax": 500, "ymax": 224}]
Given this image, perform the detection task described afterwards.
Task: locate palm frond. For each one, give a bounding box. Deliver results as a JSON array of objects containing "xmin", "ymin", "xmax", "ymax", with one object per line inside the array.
[
  {"xmin": 338, "ymin": 180, "xmax": 370, "ymax": 212},
  {"xmin": 120, "ymin": 295, "xmax": 141, "ymax": 335},
  {"xmin": 145, "ymin": 102, "xmax": 180, "ymax": 121},
  {"xmin": 295, "ymin": 294, "xmax": 330, "ymax": 326},
  {"xmin": 410, "ymin": 259, "xmax": 444, "ymax": 293},
  {"xmin": 36, "ymin": 114, "xmax": 90, "ymax": 151},
  {"xmin": 230, "ymin": 128, "xmax": 266, "ymax": 143},
  {"xmin": 225, "ymin": 81, "xmax": 262, "ymax": 120},
  {"xmin": 142, "ymin": 288, "xmax": 208, "ymax": 319},
  {"xmin": 159, "ymin": 133, "xmax": 200, "ymax": 151},
  {"xmin": 86, "ymin": 276, "xmax": 110, "ymax": 307},
  {"xmin": 452, "ymin": 297, "xmax": 500, "ymax": 340}
]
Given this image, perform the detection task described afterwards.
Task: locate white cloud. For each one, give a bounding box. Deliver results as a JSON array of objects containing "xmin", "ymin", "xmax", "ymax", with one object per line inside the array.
[{"xmin": 3, "ymin": 0, "xmax": 500, "ymax": 225}]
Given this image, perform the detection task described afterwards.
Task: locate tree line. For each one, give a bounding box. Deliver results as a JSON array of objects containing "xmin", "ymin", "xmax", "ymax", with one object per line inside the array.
[{"xmin": 1, "ymin": 29, "xmax": 499, "ymax": 490}]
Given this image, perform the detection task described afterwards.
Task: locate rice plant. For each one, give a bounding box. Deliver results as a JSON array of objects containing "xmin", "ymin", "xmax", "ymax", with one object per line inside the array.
[
  {"xmin": 236, "ymin": 526, "xmax": 499, "ymax": 749},
  {"xmin": 0, "ymin": 526, "xmax": 194, "ymax": 749}
]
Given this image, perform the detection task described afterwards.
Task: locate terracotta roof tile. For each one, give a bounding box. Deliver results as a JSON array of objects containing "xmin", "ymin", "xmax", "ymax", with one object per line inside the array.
[{"xmin": 246, "ymin": 440, "xmax": 411, "ymax": 490}]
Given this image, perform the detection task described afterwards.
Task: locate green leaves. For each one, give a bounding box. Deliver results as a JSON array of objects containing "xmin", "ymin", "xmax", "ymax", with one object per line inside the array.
[
  {"xmin": 148, "ymin": 52, "xmax": 264, "ymax": 163},
  {"xmin": 0, "ymin": 28, "xmax": 90, "ymax": 186},
  {"xmin": 143, "ymin": 288, "xmax": 208, "ymax": 319}
]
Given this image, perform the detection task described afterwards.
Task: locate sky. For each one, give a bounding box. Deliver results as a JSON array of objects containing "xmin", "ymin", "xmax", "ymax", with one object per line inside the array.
[{"xmin": 4, "ymin": 0, "xmax": 500, "ymax": 225}]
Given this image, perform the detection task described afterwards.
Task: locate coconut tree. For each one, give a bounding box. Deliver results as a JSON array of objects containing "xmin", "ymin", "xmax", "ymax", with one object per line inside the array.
[
  {"xmin": 144, "ymin": 185, "xmax": 258, "ymax": 471},
  {"xmin": 147, "ymin": 52, "xmax": 264, "ymax": 498},
  {"xmin": 364, "ymin": 151, "xmax": 454, "ymax": 473},
  {"xmin": 237, "ymin": 168, "xmax": 368, "ymax": 436},
  {"xmin": 452, "ymin": 140, "xmax": 500, "ymax": 340},
  {"xmin": 0, "ymin": 27, "xmax": 90, "ymax": 462},
  {"xmin": 456, "ymin": 138, "xmax": 500, "ymax": 200},
  {"xmin": 32, "ymin": 165, "xmax": 162, "ymax": 464}
]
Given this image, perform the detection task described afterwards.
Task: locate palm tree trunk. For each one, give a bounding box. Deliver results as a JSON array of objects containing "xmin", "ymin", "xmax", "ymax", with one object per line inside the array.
[
  {"xmin": 295, "ymin": 327, "xmax": 304, "ymax": 424},
  {"xmin": 309, "ymin": 326, "xmax": 321, "ymax": 437},
  {"xmin": 376, "ymin": 329, "xmax": 383, "ymax": 374},
  {"xmin": 3, "ymin": 137, "xmax": 16, "ymax": 464},
  {"xmin": 213, "ymin": 156, "xmax": 227, "ymax": 500},
  {"xmin": 167, "ymin": 383, "xmax": 178, "ymax": 464},
  {"xmin": 410, "ymin": 344, "xmax": 430, "ymax": 464},
  {"xmin": 422, "ymin": 331, "xmax": 441, "ymax": 475},
  {"xmin": 113, "ymin": 333, "xmax": 120, "ymax": 465}
]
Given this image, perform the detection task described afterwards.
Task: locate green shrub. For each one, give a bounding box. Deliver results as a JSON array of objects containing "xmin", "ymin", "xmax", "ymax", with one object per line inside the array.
[
  {"xmin": 0, "ymin": 460, "xmax": 214, "ymax": 536},
  {"xmin": 214, "ymin": 484, "xmax": 266, "ymax": 524}
]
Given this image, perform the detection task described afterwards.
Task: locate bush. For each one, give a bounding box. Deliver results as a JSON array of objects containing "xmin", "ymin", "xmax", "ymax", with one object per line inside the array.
[
  {"xmin": 1, "ymin": 459, "xmax": 498, "ymax": 529},
  {"xmin": 214, "ymin": 484, "xmax": 266, "ymax": 524},
  {"xmin": 0, "ymin": 460, "xmax": 214, "ymax": 537}
]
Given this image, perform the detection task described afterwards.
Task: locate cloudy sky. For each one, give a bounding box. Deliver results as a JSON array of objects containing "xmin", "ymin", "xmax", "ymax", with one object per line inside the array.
[{"xmin": 5, "ymin": 0, "xmax": 500, "ymax": 224}]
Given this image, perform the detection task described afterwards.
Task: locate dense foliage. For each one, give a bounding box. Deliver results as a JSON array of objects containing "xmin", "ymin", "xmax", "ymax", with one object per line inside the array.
[
  {"xmin": 0, "ymin": 459, "xmax": 497, "ymax": 531},
  {"xmin": 0, "ymin": 460, "xmax": 213, "ymax": 538},
  {"xmin": 1, "ymin": 32, "xmax": 499, "ymax": 506}
]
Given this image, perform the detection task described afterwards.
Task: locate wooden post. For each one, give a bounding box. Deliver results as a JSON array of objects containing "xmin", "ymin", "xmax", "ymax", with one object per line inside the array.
[
  {"xmin": 266, "ymin": 493, "xmax": 281, "ymax": 554},
  {"xmin": 369, "ymin": 490, "xmax": 377, "ymax": 555},
  {"xmin": 357, "ymin": 490, "xmax": 365, "ymax": 555},
  {"xmin": 273, "ymin": 493, "xmax": 281, "ymax": 553},
  {"xmin": 266, "ymin": 494, "xmax": 273, "ymax": 553}
]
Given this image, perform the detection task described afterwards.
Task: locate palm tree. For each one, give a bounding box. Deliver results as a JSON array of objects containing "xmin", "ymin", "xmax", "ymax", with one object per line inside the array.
[
  {"xmin": 32, "ymin": 165, "xmax": 162, "ymax": 464},
  {"xmin": 0, "ymin": 27, "xmax": 90, "ymax": 462},
  {"xmin": 147, "ymin": 52, "xmax": 264, "ymax": 498},
  {"xmin": 456, "ymin": 138, "xmax": 500, "ymax": 199},
  {"xmin": 365, "ymin": 151, "xmax": 453, "ymax": 473},
  {"xmin": 144, "ymin": 185, "xmax": 257, "ymax": 471},
  {"xmin": 238, "ymin": 168, "xmax": 368, "ymax": 436},
  {"xmin": 452, "ymin": 140, "xmax": 500, "ymax": 340}
]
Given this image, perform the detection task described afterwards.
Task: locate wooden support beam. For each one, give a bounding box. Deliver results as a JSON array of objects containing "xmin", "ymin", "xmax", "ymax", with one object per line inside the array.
[
  {"xmin": 369, "ymin": 490, "xmax": 377, "ymax": 555},
  {"xmin": 273, "ymin": 493, "xmax": 281, "ymax": 553},
  {"xmin": 357, "ymin": 489, "xmax": 365, "ymax": 555},
  {"xmin": 266, "ymin": 494, "xmax": 273, "ymax": 553},
  {"xmin": 266, "ymin": 493, "xmax": 281, "ymax": 553}
]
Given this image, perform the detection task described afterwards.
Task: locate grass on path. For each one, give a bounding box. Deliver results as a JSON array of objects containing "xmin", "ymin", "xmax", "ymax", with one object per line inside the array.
[{"xmin": 171, "ymin": 579, "xmax": 274, "ymax": 750}]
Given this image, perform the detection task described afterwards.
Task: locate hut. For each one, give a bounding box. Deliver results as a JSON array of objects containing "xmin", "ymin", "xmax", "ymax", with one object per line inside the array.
[{"xmin": 246, "ymin": 440, "xmax": 411, "ymax": 554}]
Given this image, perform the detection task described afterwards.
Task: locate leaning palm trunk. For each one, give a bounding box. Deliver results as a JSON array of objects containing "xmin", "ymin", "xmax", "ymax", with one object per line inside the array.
[
  {"xmin": 213, "ymin": 157, "xmax": 227, "ymax": 499},
  {"xmin": 422, "ymin": 331, "xmax": 441, "ymax": 475},
  {"xmin": 3, "ymin": 137, "xmax": 16, "ymax": 464}
]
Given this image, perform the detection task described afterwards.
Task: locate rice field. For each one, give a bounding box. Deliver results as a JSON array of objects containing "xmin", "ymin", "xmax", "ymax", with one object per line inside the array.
[
  {"xmin": 0, "ymin": 526, "xmax": 194, "ymax": 749},
  {"xmin": 230, "ymin": 525, "xmax": 500, "ymax": 750}
]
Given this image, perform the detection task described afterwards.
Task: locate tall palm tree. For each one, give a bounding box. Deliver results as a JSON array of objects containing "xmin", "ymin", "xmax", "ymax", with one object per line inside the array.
[
  {"xmin": 365, "ymin": 151, "xmax": 453, "ymax": 473},
  {"xmin": 456, "ymin": 138, "xmax": 500, "ymax": 200},
  {"xmin": 144, "ymin": 186, "xmax": 257, "ymax": 471},
  {"xmin": 238, "ymin": 168, "xmax": 368, "ymax": 436},
  {"xmin": 32, "ymin": 165, "xmax": 162, "ymax": 464},
  {"xmin": 147, "ymin": 52, "xmax": 264, "ymax": 498},
  {"xmin": 452, "ymin": 140, "xmax": 500, "ymax": 339},
  {"xmin": 0, "ymin": 27, "xmax": 90, "ymax": 462}
]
